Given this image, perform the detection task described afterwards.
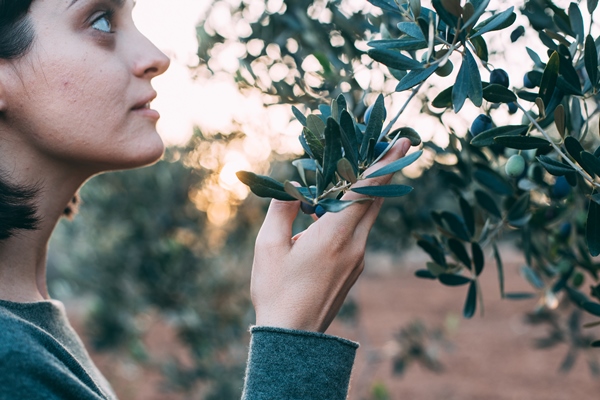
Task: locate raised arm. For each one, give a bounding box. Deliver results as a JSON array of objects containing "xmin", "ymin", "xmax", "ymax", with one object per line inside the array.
[{"xmin": 242, "ymin": 138, "xmax": 412, "ymax": 399}]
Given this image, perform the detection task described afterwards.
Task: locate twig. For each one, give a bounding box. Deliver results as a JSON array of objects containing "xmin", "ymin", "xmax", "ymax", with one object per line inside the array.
[
  {"xmin": 581, "ymin": 100, "xmax": 590, "ymax": 142},
  {"xmin": 479, "ymin": 218, "xmax": 506, "ymax": 249},
  {"xmin": 319, "ymin": 180, "xmax": 352, "ymax": 200},
  {"xmin": 379, "ymin": 83, "xmax": 424, "ymax": 139},
  {"xmin": 516, "ymin": 102, "xmax": 600, "ymax": 189}
]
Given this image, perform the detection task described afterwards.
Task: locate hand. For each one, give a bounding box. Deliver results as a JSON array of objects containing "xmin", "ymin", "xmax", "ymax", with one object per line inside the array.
[{"xmin": 250, "ymin": 138, "xmax": 413, "ymax": 333}]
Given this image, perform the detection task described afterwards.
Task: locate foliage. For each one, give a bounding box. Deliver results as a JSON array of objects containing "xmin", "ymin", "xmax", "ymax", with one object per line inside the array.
[
  {"xmin": 359, "ymin": 0, "xmax": 600, "ymax": 346},
  {"xmin": 390, "ymin": 320, "xmax": 450, "ymax": 375},
  {"xmin": 197, "ymin": 0, "xmax": 382, "ymax": 106},
  {"xmin": 198, "ymin": 0, "xmax": 600, "ymax": 373},
  {"xmin": 237, "ymin": 93, "xmax": 423, "ymax": 215},
  {"xmin": 526, "ymin": 309, "xmax": 600, "ymax": 375}
]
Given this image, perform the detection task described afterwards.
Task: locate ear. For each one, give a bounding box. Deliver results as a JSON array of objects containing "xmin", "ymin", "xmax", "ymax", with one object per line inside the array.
[
  {"xmin": 0, "ymin": 89, "xmax": 6, "ymax": 113},
  {"xmin": 0, "ymin": 65, "xmax": 8, "ymax": 112}
]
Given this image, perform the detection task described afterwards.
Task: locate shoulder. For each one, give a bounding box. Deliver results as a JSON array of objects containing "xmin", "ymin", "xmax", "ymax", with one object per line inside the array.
[
  {"xmin": 0, "ymin": 347, "xmax": 97, "ymax": 400},
  {"xmin": 0, "ymin": 309, "xmax": 56, "ymax": 368},
  {"xmin": 0, "ymin": 313, "xmax": 60, "ymax": 398},
  {"xmin": 0, "ymin": 308, "xmax": 40, "ymax": 351},
  {"xmin": 0, "ymin": 307, "xmax": 72, "ymax": 375},
  {"xmin": 0, "ymin": 311, "xmax": 104, "ymax": 400}
]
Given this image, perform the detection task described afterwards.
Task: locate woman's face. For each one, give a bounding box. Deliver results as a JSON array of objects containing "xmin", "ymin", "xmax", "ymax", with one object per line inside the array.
[{"xmin": 0, "ymin": 0, "xmax": 170, "ymax": 173}]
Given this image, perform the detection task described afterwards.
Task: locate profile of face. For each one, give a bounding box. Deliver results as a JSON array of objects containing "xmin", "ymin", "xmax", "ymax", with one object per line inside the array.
[{"xmin": 0, "ymin": 0, "xmax": 171, "ymax": 176}]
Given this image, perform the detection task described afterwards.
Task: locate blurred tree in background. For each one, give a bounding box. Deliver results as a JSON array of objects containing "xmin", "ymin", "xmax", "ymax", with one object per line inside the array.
[
  {"xmin": 49, "ymin": 144, "xmax": 258, "ymax": 397},
  {"xmin": 49, "ymin": 0, "xmax": 600, "ymax": 398}
]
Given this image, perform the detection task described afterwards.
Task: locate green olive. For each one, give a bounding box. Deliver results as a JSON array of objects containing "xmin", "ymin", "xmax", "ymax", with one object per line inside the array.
[
  {"xmin": 435, "ymin": 60, "xmax": 453, "ymax": 77},
  {"xmin": 505, "ymin": 154, "xmax": 526, "ymax": 177}
]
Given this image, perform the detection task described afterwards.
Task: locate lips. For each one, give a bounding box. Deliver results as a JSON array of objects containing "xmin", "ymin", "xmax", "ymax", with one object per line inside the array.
[
  {"xmin": 132, "ymin": 103, "xmax": 150, "ymax": 110},
  {"xmin": 131, "ymin": 91, "xmax": 160, "ymax": 121},
  {"xmin": 132, "ymin": 91, "xmax": 157, "ymax": 110}
]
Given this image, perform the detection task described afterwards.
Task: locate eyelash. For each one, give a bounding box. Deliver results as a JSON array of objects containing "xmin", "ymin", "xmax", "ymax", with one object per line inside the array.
[{"xmin": 91, "ymin": 9, "xmax": 115, "ymax": 34}]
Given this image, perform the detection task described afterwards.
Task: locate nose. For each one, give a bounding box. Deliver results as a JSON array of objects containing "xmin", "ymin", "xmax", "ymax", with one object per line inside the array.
[{"xmin": 131, "ymin": 33, "xmax": 171, "ymax": 80}]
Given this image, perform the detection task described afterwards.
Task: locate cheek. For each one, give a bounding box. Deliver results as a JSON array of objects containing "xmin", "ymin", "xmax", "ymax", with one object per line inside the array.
[
  {"xmin": 6, "ymin": 51, "xmax": 162, "ymax": 169},
  {"xmin": 57, "ymin": 69, "xmax": 125, "ymax": 126},
  {"xmin": 28, "ymin": 65, "xmax": 127, "ymax": 146}
]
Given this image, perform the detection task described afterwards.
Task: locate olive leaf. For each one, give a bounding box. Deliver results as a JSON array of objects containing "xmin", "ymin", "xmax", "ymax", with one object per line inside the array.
[
  {"xmin": 284, "ymin": 181, "xmax": 310, "ymax": 202},
  {"xmin": 236, "ymin": 171, "xmax": 295, "ymax": 201},
  {"xmin": 365, "ymin": 150, "xmax": 423, "ymax": 178},
  {"xmin": 387, "ymin": 127, "xmax": 422, "ymax": 146},
  {"xmin": 448, "ymin": 238, "xmax": 471, "ymax": 268},
  {"xmin": 463, "ymin": 281, "xmax": 477, "ymax": 319},
  {"xmin": 493, "ymin": 135, "xmax": 551, "ymax": 150},
  {"xmin": 320, "ymin": 118, "xmax": 344, "ymax": 194},
  {"xmin": 351, "ymin": 184, "xmax": 413, "ymax": 197},
  {"xmin": 539, "ymin": 51, "xmax": 559, "ymax": 107},
  {"xmin": 470, "ymin": 125, "xmax": 529, "ymax": 147},
  {"xmin": 585, "ymin": 35, "xmax": 598, "ymax": 88},
  {"xmin": 439, "ymin": 273, "xmax": 472, "ymax": 286},
  {"xmin": 537, "ymin": 155, "xmax": 576, "ymax": 176},
  {"xmin": 417, "ymin": 236, "xmax": 447, "ymax": 267},
  {"xmin": 337, "ymin": 158, "xmax": 357, "ymax": 184},
  {"xmin": 493, "ymin": 243, "xmax": 505, "ymax": 298},
  {"xmin": 396, "ymin": 64, "xmax": 438, "ymax": 91},
  {"xmin": 306, "ymin": 114, "xmax": 326, "ymax": 138},
  {"xmin": 452, "ymin": 48, "xmax": 482, "ymax": 112},
  {"xmin": 482, "ymin": 84, "xmax": 517, "ymax": 103},
  {"xmin": 367, "ymin": 48, "xmax": 424, "ymax": 71},
  {"xmin": 475, "ymin": 190, "xmax": 502, "ymax": 219},
  {"xmin": 361, "ymin": 95, "xmax": 385, "ymax": 159},
  {"xmin": 472, "ymin": 242, "xmax": 485, "ymax": 276},
  {"xmin": 587, "ymin": 191, "xmax": 600, "ymax": 257}
]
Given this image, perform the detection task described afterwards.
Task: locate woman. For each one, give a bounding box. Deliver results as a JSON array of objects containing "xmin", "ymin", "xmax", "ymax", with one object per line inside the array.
[{"xmin": 0, "ymin": 0, "xmax": 412, "ymax": 398}]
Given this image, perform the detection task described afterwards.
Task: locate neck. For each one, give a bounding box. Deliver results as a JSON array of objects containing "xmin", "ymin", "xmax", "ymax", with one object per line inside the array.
[{"xmin": 0, "ymin": 158, "xmax": 89, "ymax": 302}]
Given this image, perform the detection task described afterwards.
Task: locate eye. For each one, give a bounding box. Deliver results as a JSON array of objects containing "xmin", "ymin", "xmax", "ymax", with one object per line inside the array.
[{"xmin": 91, "ymin": 13, "xmax": 113, "ymax": 33}]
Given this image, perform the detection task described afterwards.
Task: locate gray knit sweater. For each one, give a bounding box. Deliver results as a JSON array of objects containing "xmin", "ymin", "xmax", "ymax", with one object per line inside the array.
[{"xmin": 0, "ymin": 299, "xmax": 357, "ymax": 399}]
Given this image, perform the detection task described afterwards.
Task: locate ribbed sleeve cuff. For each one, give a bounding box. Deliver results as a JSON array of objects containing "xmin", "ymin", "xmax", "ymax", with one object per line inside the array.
[{"xmin": 242, "ymin": 326, "xmax": 357, "ymax": 400}]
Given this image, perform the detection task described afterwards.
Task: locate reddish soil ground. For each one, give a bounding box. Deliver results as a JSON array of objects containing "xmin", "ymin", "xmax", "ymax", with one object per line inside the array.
[
  {"xmin": 330, "ymin": 246, "xmax": 600, "ymax": 400},
  {"xmin": 72, "ymin": 245, "xmax": 600, "ymax": 399}
]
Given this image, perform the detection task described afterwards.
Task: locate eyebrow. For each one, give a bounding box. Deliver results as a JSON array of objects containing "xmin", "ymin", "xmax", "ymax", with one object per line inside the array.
[{"xmin": 67, "ymin": 0, "xmax": 127, "ymax": 9}]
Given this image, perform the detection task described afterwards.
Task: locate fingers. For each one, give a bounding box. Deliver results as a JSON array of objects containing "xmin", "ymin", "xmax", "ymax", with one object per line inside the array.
[
  {"xmin": 354, "ymin": 197, "xmax": 385, "ymax": 238},
  {"xmin": 317, "ymin": 260, "xmax": 364, "ymax": 332},
  {"xmin": 256, "ymin": 199, "xmax": 300, "ymax": 250},
  {"xmin": 348, "ymin": 138, "xmax": 412, "ymax": 194},
  {"xmin": 321, "ymin": 138, "xmax": 412, "ymax": 233}
]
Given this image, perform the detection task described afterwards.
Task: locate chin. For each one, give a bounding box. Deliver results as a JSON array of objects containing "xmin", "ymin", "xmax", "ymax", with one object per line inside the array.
[
  {"xmin": 124, "ymin": 133, "xmax": 165, "ymax": 169},
  {"xmin": 96, "ymin": 131, "xmax": 166, "ymax": 172}
]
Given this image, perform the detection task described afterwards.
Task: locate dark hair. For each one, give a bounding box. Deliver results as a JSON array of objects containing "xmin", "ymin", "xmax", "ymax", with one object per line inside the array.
[
  {"xmin": 0, "ymin": 0, "xmax": 39, "ymax": 239},
  {"xmin": 0, "ymin": 0, "xmax": 36, "ymax": 59},
  {"xmin": 0, "ymin": 177, "xmax": 39, "ymax": 240}
]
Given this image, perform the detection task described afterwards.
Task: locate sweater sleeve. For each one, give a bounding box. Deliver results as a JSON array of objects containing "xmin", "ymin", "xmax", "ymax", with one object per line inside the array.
[{"xmin": 242, "ymin": 326, "xmax": 358, "ymax": 400}]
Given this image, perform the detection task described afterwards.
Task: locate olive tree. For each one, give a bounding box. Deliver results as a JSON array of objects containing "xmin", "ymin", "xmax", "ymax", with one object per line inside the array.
[{"xmin": 198, "ymin": 0, "xmax": 600, "ymax": 371}]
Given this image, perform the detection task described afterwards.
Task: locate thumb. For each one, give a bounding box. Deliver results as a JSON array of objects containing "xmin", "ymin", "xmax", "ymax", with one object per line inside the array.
[{"xmin": 256, "ymin": 198, "xmax": 300, "ymax": 250}]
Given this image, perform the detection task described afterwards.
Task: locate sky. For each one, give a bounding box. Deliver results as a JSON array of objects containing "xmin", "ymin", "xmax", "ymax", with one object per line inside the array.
[{"xmin": 133, "ymin": 0, "xmax": 212, "ymax": 145}]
